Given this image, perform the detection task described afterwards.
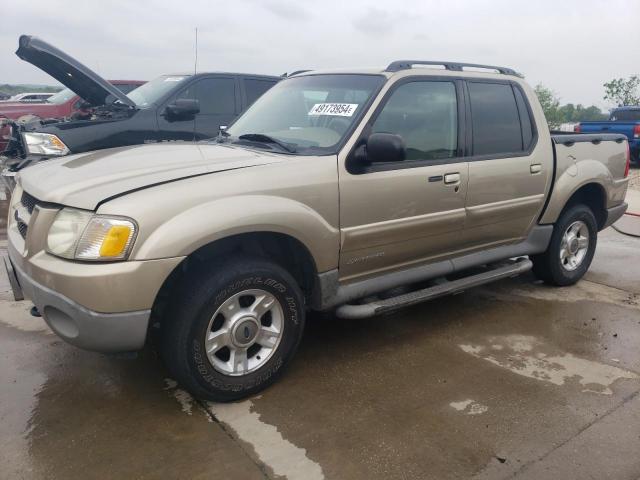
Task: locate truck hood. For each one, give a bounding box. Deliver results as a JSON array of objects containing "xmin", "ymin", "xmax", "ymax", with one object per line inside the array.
[
  {"xmin": 18, "ymin": 143, "xmax": 284, "ymax": 210},
  {"xmin": 16, "ymin": 35, "xmax": 136, "ymax": 108}
]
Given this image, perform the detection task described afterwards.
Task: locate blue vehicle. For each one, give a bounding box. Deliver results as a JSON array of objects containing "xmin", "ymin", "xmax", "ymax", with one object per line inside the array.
[{"xmin": 577, "ymin": 106, "xmax": 640, "ymax": 165}]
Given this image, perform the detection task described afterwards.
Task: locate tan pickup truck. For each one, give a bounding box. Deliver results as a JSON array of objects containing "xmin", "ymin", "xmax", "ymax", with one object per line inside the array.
[{"xmin": 5, "ymin": 60, "xmax": 630, "ymax": 401}]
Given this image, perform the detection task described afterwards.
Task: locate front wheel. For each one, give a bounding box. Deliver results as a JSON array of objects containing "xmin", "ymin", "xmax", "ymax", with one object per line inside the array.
[
  {"xmin": 160, "ymin": 256, "xmax": 305, "ymax": 402},
  {"xmin": 531, "ymin": 204, "xmax": 598, "ymax": 286}
]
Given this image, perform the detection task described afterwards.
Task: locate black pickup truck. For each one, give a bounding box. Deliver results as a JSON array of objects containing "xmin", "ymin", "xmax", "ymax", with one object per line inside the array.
[{"xmin": 2, "ymin": 36, "xmax": 279, "ymax": 179}]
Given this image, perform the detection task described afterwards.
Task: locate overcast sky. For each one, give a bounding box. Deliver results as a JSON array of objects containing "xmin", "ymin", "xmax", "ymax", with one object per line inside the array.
[{"xmin": 1, "ymin": 0, "xmax": 638, "ymax": 110}]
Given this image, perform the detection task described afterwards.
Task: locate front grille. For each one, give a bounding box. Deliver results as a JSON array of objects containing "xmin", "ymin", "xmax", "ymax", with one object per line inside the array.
[
  {"xmin": 14, "ymin": 190, "xmax": 41, "ymax": 240},
  {"xmin": 16, "ymin": 211, "xmax": 28, "ymax": 239},
  {"xmin": 21, "ymin": 191, "xmax": 38, "ymax": 214}
]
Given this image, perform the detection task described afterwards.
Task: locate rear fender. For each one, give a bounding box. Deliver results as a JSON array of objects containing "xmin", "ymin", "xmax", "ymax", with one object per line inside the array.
[{"xmin": 540, "ymin": 157, "xmax": 625, "ymax": 224}]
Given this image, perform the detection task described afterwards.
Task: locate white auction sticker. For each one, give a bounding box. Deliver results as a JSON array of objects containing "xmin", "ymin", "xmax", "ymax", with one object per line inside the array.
[{"xmin": 308, "ymin": 103, "xmax": 358, "ymax": 117}]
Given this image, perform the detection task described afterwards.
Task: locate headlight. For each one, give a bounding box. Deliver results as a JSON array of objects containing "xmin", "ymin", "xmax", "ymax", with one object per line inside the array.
[
  {"xmin": 46, "ymin": 208, "xmax": 137, "ymax": 261},
  {"xmin": 22, "ymin": 132, "xmax": 70, "ymax": 156}
]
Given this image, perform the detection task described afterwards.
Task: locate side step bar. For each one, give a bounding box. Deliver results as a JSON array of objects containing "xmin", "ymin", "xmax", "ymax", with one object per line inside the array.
[{"xmin": 335, "ymin": 259, "xmax": 532, "ymax": 319}]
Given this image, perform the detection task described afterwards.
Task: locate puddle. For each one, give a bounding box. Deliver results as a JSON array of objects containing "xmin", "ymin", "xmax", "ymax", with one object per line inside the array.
[
  {"xmin": 460, "ymin": 335, "xmax": 638, "ymax": 395},
  {"xmin": 0, "ymin": 300, "xmax": 52, "ymax": 333},
  {"xmin": 0, "ymin": 349, "xmax": 47, "ymax": 478},
  {"xmin": 491, "ymin": 280, "xmax": 639, "ymax": 310},
  {"xmin": 450, "ymin": 399, "xmax": 488, "ymax": 415},
  {"xmin": 163, "ymin": 379, "xmax": 195, "ymax": 415},
  {"xmin": 164, "ymin": 379, "xmax": 324, "ymax": 479},
  {"xmin": 207, "ymin": 400, "xmax": 325, "ymax": 480}
]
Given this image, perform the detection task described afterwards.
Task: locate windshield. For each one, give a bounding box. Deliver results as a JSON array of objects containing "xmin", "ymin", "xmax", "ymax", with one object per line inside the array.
[
  {"xmin": 46, "ymin": 88, "xmax": 76, "ymax": 105},
  {"xmin": 226, "ymin": 74, "xmax": 385, "ymax": 155},
  {"xmin": 127, "ymin": 74, "xmax": 190, "ymax": 108},
  {"xmin": 610, "ymin": 109, "xmax": 640, "ymax": 121}
]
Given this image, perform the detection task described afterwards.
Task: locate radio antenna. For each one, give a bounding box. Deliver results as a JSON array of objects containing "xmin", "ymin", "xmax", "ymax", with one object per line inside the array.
[{"xmin": 194, "ymin": 27, "xmax": 198, "ymax": 74}]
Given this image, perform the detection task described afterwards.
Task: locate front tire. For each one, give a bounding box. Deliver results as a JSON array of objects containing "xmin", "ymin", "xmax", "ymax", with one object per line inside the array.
[
  {"xmin": 161, "ymin": 256, "xmax": 305, "ymax": 402},
  {"xmin": 532, "ymin": 204, "xmax": 598, "ymax": 286}
]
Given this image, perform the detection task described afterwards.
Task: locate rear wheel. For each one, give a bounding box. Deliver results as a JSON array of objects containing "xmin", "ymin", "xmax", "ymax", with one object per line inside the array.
[
  {"xmin": 531, "ymin": 204, "xmax": 598, "ymax": 286},
  {"xmin": 160, "ymin": 256, "xmax": 305, "ymax": 402}
]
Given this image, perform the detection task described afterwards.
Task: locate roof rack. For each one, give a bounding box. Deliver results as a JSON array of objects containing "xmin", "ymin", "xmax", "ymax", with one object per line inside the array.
[
  {"xmin": 385, "ymin": 60, "xmax": 520, "ymax": 76},
  {"xmin": 281, "ymin": 70, "xmax": 312, "ymax": 78}
]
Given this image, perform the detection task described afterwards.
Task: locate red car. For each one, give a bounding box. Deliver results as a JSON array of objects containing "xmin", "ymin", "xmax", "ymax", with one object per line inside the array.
[{"xmin": 0, "ymin": 80, "xmax": 144, "ymax": 152}]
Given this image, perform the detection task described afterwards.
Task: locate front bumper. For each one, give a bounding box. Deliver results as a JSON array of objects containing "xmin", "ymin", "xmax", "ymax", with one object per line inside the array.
[
  {"xmin": 6, "ymin": 199, "xmax": 184, "ymax": 353},
  {"xmin": 6, "ymin": 250, "xmax": 151, "ymax": 353}
]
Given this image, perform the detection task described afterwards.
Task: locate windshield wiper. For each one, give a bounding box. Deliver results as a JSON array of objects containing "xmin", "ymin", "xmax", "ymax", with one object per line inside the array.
[{"xmin": 237, "ymin": 133, "xmax": 297, "ymax": 153}]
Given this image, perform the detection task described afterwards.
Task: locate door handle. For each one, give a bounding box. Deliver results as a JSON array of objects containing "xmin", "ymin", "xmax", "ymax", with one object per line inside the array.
[
  {"xmin": 444, "ymin": 173, "xmax": 461, "ymax": 184},
  {"xmin": 530, "ymin": 164, "xmax": 542, "ymax": 174}
]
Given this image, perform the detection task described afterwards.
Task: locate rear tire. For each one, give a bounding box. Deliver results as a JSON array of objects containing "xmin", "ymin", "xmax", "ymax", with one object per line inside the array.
[
  {"xmin": 531, "ymin": 204, "xmax": 597, "ymax": 286},
  {"xmin": 160, "ymin": 256, "xmax": 305, "ymax": 402}
]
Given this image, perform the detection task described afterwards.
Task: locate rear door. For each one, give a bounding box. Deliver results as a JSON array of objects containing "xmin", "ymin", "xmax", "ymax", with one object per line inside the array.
[
  {"xmin": 463, "ymin": 80, "xmax": 551, "ymax": 249},
  {"xmin": 339, "ymin": 79, "xmax": 469, "ymax": 280}
]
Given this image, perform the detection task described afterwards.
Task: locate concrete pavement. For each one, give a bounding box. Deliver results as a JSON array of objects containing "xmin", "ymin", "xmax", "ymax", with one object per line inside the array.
[
  {"xmin": 613, "ymin": 169, "xmax": 640, "ymax": 237},
  {"xmin": 1, "ymin": 225, "xmax": 639, "ymax": 480},
  {"xmin": 1, "ymin": 170, "xmax": 639, "ymax": 480}
]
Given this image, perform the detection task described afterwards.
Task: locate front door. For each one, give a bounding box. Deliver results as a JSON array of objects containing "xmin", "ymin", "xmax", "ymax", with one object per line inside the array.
[
  {"xmin": 192, "ymin": 76, "xmax": 239, "ymax": 140},
  {"xmin": 157, "ymin": 76, "xmax": 239, "ymax": 142},
  {"xmin": 338, "ymin": 79, "xmax": 469, "ymax": 281}
]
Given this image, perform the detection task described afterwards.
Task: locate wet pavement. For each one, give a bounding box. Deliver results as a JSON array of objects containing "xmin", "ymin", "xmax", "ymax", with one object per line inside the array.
[{"xmin": 1, "ymin": 186, "xmax": 640, "ymax": 479}]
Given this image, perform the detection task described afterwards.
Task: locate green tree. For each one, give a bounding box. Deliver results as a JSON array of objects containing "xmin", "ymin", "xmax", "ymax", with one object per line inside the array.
[
  {"xmin": 535, "ymin": 84, "xmax": 607, "ymax": 127},
  {"xmin": 603, "ymin": 75, "xmax": 640, "ymax": 106},
  {"xmin": 558, "ymin": 103, "xmax": 606, "ymax": 123},
  {"xmin": 534, "ymin": 84, "xmax": 562, "ymax": 128}
]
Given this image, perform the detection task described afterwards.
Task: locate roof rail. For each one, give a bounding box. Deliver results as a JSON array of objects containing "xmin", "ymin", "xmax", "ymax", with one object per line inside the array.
[
  {"xmin": 385, "ymin": 60, "xmax": 520, "ymax": 76},
  {"xmin": 281, "ymin": 70, "xmax": 312, "ymax": 78}
]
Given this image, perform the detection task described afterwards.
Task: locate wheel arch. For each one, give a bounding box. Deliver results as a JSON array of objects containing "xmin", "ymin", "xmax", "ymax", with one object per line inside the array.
[
  {"xmin": 540, "ymin": 159, "xmax": 610, "ymax": 230},
  {"xmin": 150, "ymin": 231, "xmax": 321, "ymax": 333},
  {"xmin": 560, "ymin": 182, "xmax": 607, "ymax": 230}
]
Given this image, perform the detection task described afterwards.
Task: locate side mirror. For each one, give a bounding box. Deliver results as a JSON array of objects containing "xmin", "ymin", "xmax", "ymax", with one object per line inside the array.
[
  {"xmin": 165, "ymin": 99, "xmax": 200, "ymax": 119},
  {"xmin": 366, "ymin": 133, "xmax": 406, "ymax": 163}
]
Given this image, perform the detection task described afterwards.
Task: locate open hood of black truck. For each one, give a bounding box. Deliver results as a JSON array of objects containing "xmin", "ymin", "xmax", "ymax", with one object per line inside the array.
[{"xmin": 16, "ymin": 35, "xmax": 136, "ymax": 108}]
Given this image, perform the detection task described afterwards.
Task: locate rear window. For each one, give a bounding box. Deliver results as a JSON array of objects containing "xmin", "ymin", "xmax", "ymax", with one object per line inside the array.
[
  {"xmin": 610, "ymin": 109, "xmax": 640, "ymax": 121},
  {"xmin": 469, "ymin": 82, "xmax": 522, "ymax": 156}
]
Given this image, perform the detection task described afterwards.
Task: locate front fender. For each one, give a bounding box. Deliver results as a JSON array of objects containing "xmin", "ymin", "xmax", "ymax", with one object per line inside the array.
[
  {"xmin": 132, "ymin": 195, "xmax": 340, "ymax": 272},
  {"xmin": 540, "ymin": 157, "xmax": 624, "ymax": 224}
]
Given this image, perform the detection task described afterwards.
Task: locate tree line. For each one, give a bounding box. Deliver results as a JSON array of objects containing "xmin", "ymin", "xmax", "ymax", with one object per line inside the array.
[{"xmin": 535, "ymin": 75, "xmax": 640, "ymax": 129}]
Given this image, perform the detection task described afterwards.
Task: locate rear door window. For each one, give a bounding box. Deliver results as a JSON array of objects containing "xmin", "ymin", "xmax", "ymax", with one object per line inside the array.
[
  {"xmin": 468, "ymin": 82, "xmax": 523, "ymax": 156},
  {"xmin": 513, "ymin": 87, "xmax": 534, "ymax": 150},
  {"xmin": 371, "ymin": 81, "xmax": 458, "ymax": 161},
  {"xmin": 243, "ymin": 79, "xmax": 277, "ymax": 107}
]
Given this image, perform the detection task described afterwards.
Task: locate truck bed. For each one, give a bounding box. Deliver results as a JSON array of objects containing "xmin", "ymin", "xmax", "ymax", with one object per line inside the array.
[
  {"xmin": 550, "ymin": 132, "xmax": 628, "ymax": 176},
  {"xmin": 550, "ymin": 131, "xmax": 628, "ymax": 145}
]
